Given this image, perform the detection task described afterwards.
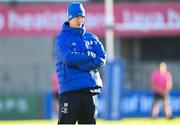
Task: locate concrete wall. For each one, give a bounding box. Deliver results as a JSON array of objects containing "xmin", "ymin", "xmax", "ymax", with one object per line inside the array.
[{"xmin": 0, "ymin": 37, "xmax": 55, "ymax": 93}]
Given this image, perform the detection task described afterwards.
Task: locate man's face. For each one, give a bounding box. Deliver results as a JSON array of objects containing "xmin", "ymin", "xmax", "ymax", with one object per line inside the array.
[
  {"xmin": 159, "ymin": 62, "xmax": 167, "ymax": 72},
  {"xmin": 69, "ymin": 16, "xmax": 85, "ymax": 28}
]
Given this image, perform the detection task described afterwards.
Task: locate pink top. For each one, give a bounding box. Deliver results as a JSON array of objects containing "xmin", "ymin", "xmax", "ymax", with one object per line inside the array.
[{"xmin": 151, "ymin": 70, "xmax": 172, "ymax": 94}]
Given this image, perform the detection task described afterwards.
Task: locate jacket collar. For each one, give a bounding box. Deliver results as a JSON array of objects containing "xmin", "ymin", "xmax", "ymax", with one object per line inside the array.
[{"xmin": 62, "ymin": 22, "xmax": 86, "ymax": 36}]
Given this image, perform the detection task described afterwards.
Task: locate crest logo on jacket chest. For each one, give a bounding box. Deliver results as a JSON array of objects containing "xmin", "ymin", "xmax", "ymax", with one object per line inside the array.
[
  {"xmin": 71, "ymin": 42, "xmax": 77, "ymax": 51},
  {"xmin": 71, "ymin": 42, "xmax": 77, "ymax": 46}
]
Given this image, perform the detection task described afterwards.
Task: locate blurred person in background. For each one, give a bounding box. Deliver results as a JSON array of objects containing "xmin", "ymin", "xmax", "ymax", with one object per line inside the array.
[
  {"xmin": 52, "ymin": 72, "xmax": 59, "ymax": 119},
  {"xmin": 151, "ymin": 62, "xmax": 173, "ymax": 119},
  {"xmin": 55, "ymin": 2, "xmax": 106, "ymax": 124}
]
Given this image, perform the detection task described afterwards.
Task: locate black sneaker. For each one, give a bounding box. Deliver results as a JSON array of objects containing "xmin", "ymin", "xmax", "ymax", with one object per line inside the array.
[{"xmin": 167, "ymin": 116, "xmax": 174, "ymax": 120}]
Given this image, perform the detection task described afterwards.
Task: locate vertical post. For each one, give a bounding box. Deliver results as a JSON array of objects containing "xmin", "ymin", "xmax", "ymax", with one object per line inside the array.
[
  {"xmin": 102, "ymin": 60, "xmax": 123, "ymax": 120},
  {"xmin": 105, "ymin": 0, "xmax": 114, "ymax": 61}
]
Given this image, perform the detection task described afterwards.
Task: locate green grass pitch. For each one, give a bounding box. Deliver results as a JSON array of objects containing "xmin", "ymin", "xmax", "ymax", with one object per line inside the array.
[{"xmin": 0, "ymin": 118, "xmax": 179, "ymax": 125}]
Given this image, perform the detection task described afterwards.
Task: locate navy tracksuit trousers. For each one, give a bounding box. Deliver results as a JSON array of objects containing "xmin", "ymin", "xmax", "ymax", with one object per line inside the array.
[{"xmin": 57, "ymin": 91, "xmax": 98, "ymax": 125}]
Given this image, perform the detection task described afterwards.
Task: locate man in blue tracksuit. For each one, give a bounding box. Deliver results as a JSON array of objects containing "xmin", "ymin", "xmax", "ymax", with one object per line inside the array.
[{"xmin": 55, "ymin": 2, "xmax": 106, "ymax": 124}]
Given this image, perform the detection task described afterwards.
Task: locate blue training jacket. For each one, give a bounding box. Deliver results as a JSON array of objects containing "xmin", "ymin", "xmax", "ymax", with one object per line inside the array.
[{"xmin": 55, "ymin": 22, "xmax": 106, "ymax": 94}]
